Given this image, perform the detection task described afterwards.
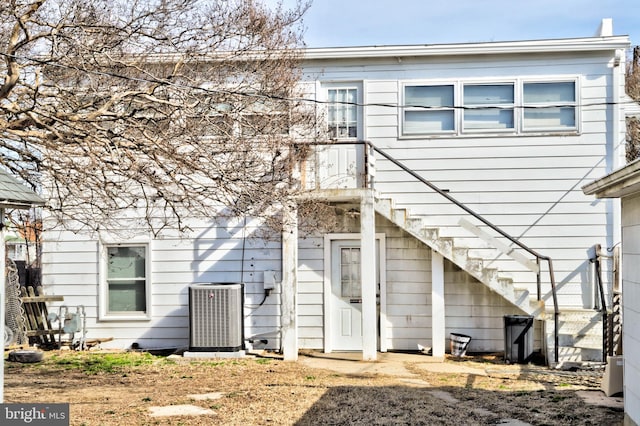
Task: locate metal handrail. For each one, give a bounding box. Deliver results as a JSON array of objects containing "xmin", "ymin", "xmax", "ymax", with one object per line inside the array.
[
  {"xmin": 360, "ymin": 140, "xmax": 560, "ymax": 364},
  {"xmin": 592, "ymin": 244, "xmax": 610, "ymax": 361}
]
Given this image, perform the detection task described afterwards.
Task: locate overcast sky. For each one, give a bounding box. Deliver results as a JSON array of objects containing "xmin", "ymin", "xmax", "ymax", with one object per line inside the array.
[{"xmin": 277, "ymin": 0, "xmax": 640, "ymax": 48}]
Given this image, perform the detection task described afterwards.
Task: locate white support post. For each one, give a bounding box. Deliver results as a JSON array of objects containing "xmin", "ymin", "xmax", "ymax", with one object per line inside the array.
[
  {"xmin": 431, "ymin": 251, "xmax": 445, "ymax": 359},
  {"xmin": 281, "ymin": 202, "xmax": 298, "ymax": 361},
  {"xmin": 360, "ymin": 192, "xmax": 377, "ymax": 361}
]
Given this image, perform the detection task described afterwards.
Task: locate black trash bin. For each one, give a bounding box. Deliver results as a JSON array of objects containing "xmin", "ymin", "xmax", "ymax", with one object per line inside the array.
[{"xmin": 503, "ymin": 315, "xmax": 534, "ymax": 364}]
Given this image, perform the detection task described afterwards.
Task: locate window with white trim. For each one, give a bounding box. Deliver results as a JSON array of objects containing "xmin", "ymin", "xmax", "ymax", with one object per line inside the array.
[
  {"xmin": 102, "ymin": 244, "xmax": 150, "ymax": 319},
  {"xmin": 239, "ymin": 97, "xmax": 291, "ymax": 137},
  {"xmin": 404, "ymin": 85, "xmax": 455, "ymax": 133},
  {"xmin": 463, "ymin": 84, "xmax": 514, "ymax": 131},
  {"xmin": 522, "ymin": 81, "xmax": 576, "ymax": 131},
  {"xmin": 327, "ymin": 88, "xmax": 358, "ymax": 138},
  {"xmin": 401, "ymin": 79, "xmax": 578, "ymax": 136}
]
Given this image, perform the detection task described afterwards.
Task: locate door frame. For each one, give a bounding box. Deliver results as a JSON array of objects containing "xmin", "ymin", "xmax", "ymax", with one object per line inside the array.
[{"xmin": 323, "ymin": 233, "xmax": 387, "ymax": 353}]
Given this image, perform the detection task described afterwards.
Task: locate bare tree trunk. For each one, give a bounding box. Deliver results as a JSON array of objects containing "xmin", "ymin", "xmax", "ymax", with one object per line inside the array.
[{"xmin": 626, "ymin": 46, "xmax": 640, "ymax": 162}]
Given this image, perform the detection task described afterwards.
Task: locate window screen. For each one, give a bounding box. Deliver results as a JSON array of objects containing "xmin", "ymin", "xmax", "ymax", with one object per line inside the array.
[{"xmin": 106, "ymin": 246, "xmax": 147, "ymax": 313}]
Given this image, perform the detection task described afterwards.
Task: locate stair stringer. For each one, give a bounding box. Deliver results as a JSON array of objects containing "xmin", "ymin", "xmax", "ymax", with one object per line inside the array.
[{"xmin": 375, "ymin": 197, "xmax": 542, "ymax": 316}]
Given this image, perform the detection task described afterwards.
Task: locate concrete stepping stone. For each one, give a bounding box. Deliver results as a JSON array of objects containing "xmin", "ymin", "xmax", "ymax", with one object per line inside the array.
[
  {"xmin": 149, "ymin": 405, "xmax": 215, "ymax": 417},
  {"xmin": 188, "ymin": 392, "xmax": 224, "ymax": 401},
  {"xmin": 427, "ymin": 390, "xmax": 459, "ymax": 403},
  {"xmin": 397, "ymin": 378, "xmax": 431, "ymax": 387}
]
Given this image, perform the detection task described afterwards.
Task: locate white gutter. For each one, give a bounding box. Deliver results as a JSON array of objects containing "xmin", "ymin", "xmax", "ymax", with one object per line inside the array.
[
  {"xmin": 303, "ymin": 36, "xmax": 630, "ymax": 61},
  {"xmin": 121, "ymin": 36, "xmax": 631, "ymax": 64},
  {"xmin": 583, "ymin": 158, "xmax": 640, "ymax": 198}
]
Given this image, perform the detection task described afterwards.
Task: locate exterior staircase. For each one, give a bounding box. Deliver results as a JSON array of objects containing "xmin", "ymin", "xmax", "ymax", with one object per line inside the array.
[
  {"xmin": 305, "ymin": 141, "xmax": 611, "ymax": 367},
  {"xmin": 545, "ymin": 310, "xmax": 605, "ymax": 368},
  {"xmin": 374, "ymin": 195, "xmax": 606, "ymax": 367},
  {"xmin": 374, "ymin": 196, "xmax": 544, "ymax": 317}
]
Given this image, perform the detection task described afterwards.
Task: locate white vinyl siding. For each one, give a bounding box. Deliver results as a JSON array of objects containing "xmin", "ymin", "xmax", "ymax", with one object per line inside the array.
[
  {"xmin": 42, "ymin": 219, "xmax": 284, "ymax": 349},
  {"xmin": 351, "ymin": 53, "xmax": 613, "ymax": 307},
  {"xmin": 621, "ymin": 194, "xmax": 640, "ymax": 424},
  {"xmin": 41, "ymin": 43, "xmax": 622, "ymax": 353}
]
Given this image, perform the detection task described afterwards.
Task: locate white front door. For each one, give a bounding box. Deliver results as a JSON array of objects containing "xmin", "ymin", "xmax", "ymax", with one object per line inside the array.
[{"xmin": 331, "ymin": 240, "xmax": 363, "ymax": 351}]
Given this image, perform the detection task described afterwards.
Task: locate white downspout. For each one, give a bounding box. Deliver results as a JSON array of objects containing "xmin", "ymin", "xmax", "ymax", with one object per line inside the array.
[{"xmin": 611, "ymin": 48, "xmax": 624, "ymax": 252}]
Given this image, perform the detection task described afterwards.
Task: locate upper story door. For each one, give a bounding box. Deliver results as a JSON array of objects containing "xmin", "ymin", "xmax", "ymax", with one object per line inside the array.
[{"xmin": 316, "ymin": 83, "xmax": 364, "ymax": 189}]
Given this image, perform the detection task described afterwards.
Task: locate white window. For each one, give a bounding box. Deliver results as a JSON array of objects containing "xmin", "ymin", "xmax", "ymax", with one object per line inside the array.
[
  {"xmin": 240, "ymin": 98, "xmax": 291, "ymax": 137},
  {"xmin": 463, "ymin": 84, "xmax": 514, "ymax": 131},
  {"xmin": 327, "ymin": 88, "xmax": 358, "ymax": 139},
  {"xmin": 101, "ymin": 244, "xmax": 150, "ymax": 320},
  {"xmin": 340, "ymin": 247, "xmax": 361, "ymax": 298},
  {"xmin": 522, "ymin": 81, "xmax": 576, "ymax": 131},
  {"xmin": 401, "ymin": 79, "xmax": 578, "ymax": 136},
  {"xmin": 403, "ymin": 85, "xmax": 454, "ymax": 134}
]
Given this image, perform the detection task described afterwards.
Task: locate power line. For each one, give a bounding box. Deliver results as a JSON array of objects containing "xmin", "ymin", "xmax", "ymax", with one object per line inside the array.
[{"xmin": 1, "ymin": 51, "xmax": 639, "ymax": 111}]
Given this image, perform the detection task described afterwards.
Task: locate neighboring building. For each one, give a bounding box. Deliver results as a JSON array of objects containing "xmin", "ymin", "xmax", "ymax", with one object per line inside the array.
[
  {"xmin": 0, "ymin": 168, "xmax": 45, "ymax": 402},
  {"xmin": 6, "ymin": 220, "xmax": 40, "ymax": 264},
  {"xmin": 41, "ymin": 21, "xmax": 630, "ymax": 366},
  {"xmin": 5, "ymin": 234, "xmax": 31, "ymax": 263},
  {"xmin": 583, "ymin": 159, "xmax": 640, "ymax": 426}
]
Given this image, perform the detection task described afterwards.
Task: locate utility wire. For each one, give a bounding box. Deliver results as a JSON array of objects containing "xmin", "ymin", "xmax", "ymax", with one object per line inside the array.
[{"xmin": 1, "ymin": 51, "xmax": 639, "ymax": 111}]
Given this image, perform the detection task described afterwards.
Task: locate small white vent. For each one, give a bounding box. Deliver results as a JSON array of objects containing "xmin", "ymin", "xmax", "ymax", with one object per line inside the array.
[{"xmin": 189, "ymin": 283, "xmax": 244, "ymax": 352}]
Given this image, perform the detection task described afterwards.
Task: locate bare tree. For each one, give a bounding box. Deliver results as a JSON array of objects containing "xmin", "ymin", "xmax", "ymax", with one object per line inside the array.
[
  {"xmin": 1, "ymin": 0, "xmax": 313, "ymax": 235},
  {"xmin": 626, "ymin": 46, "xmax": 640, "ymax": 162}
]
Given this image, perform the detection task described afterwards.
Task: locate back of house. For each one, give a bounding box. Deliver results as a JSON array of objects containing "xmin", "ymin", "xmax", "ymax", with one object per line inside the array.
[{"xmin": 41, "ymin": 21, "xmax": 630, "ymax": 366}]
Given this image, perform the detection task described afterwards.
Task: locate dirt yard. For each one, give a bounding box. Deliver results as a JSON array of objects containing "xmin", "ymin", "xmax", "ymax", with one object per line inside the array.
[{"xmin": 3, "ymin": 350, "xmax": 624, "ymax": 425}]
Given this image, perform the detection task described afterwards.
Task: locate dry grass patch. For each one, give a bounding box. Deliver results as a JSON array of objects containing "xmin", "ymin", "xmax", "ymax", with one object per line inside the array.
[{"xmin": 3, "ymin": 351, "xmax": 623, "ymax": 425}]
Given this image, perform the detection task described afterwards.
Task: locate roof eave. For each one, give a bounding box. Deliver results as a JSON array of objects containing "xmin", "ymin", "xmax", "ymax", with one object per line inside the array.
[
  {"xmin": 303, "ymin": 36, "xmax": 631, "ymax": 61},
  {"xmin": 583, "ymin": 159, "xmax": 640, "ymax": 199},
  {"xmin": 0, "ymin": 200, "xmax": 45, "ymax": 210}
]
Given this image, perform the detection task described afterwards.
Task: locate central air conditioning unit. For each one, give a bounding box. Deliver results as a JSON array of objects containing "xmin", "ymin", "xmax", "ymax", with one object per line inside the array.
[{"xmin": 189, "ymin": 283, "xmax": 244, "ymax": 352}]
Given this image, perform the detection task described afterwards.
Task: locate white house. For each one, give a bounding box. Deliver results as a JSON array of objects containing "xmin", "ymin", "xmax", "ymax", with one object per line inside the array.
[
  {"xmin": 583, "ymin": 159, "xmax": 640, "ymax": 426},
  {"xmin": 41, "ymin": 21, "xmax": 630, "ymax": 366}
]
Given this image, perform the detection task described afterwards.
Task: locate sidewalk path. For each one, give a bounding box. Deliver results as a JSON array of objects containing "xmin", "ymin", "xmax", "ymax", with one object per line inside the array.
[
  {"xmin": 297, "ymin": 351, "xmax": 624, "ymax": 424},
  {"xmin": 299, "ymin": 351, "xmax": 487, "ymax": 378}
]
